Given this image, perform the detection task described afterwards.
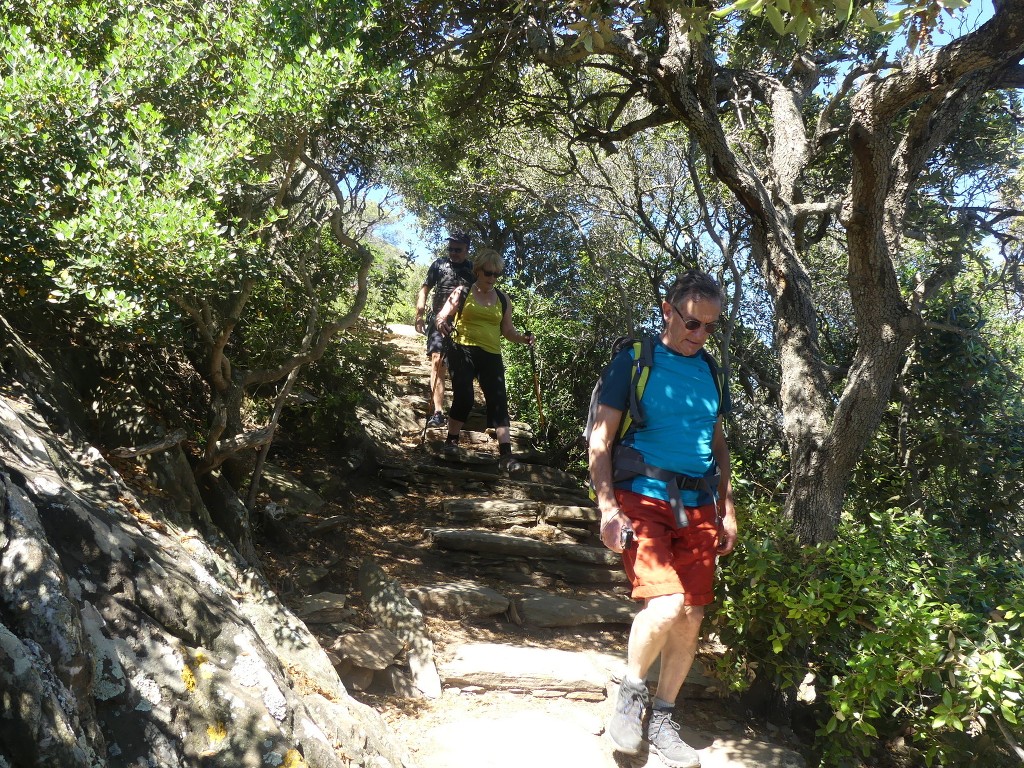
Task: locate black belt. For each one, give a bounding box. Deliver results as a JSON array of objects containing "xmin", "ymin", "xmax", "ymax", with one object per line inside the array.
[{"xmin": 612, "ymin": 445, "xmax": 720, "ymax": 528}]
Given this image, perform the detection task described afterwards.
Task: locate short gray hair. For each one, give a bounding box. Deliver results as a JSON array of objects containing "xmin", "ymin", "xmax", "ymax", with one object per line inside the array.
[{"xmin": 665, "ymin": 269, "xmax": 723, "ymax": 306}]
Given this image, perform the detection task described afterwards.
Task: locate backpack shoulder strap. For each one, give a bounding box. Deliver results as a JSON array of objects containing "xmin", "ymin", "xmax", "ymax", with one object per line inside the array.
[
  {"xmin": 699, "ymin": 349, "xmax": 730, "ymax": 417},
  {"xmin": 454, "ymin": 286, "xmax": 470, "ymax": 319},
  {"xmin": 619, "ymin": 335, "xmax": 655, "ymax": 439},
  {"xmin": 457, "ymin": 287, "xmax": 506, "ymax": 320}
]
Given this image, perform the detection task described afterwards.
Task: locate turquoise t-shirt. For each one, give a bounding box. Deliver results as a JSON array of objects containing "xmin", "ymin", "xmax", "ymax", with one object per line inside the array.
[{"xmin": 598, "ymin": 338, "xmax": 720, "ymax": 506}]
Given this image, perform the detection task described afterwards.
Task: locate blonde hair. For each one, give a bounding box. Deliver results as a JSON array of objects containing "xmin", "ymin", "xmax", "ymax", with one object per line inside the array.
[{"xmin": 474, "ymin": 249, "xmax": 504, "ymax": 276}]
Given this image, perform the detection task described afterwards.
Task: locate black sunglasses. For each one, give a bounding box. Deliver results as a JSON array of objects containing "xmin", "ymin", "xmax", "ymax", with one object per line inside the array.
[
  {"xmin": 448, "ymin": 246, "xmax": 465, "ymax": 253},
  {"xmin": 671, "ymin": 303, "xmax": 719, "ymax": 333},
  {"xmin": 480, "ymin": 269, "xmax": 502, "ymax": 278}
]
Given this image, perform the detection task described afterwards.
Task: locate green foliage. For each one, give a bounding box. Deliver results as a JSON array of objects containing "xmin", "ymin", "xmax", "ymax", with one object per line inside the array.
[
  {"xmin": 568, "ymin": 0, "xmax": 973, "ymax": 49},
  {"xmin": 361, "ymin": 239, "xmax": 419, "ymax": 326},
  {"xmin": 904, "ymin": 289, "xmax": 1024, "ymax": 542},
  {"xmin": 502, "ymin": 290, "xmax": 599, "ymax": 467},
  {"xmin": 1, "ymin": 0, "xmax": 395, "ymax": 329},
  {"xmin": 398, "ymin": 260, "xmax": 429, "ymax": 326},
  {"xmin": 845, "ymin": 264, "xmax": 1024, "ymax": 553},
  {"xmin": 714, "ymin": 499, "xmax": 1024, "ymax": 766},
  {"xmin": 283, "ymin": 321, "xmax": 395, "ymax": 446}
]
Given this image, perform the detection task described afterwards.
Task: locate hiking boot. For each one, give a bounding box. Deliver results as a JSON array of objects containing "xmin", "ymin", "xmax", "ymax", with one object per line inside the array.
[
  {"xmin": 426, "ymin": 411, "xmax": 446, "ymax": 429},
  {"xmin": 647, "ymin": 709, "xmax": 700, "ymax": 768},
  {"xmin": 497, "ymin": 453, "xmax": 523, "ymax": 474},
  {"xmin": 442, "ymin": 440, "xmax": 459, "ymax": 457},
  {"xmin": 607, "ymin": 677, "xmax": 649, "ymax": 755}
]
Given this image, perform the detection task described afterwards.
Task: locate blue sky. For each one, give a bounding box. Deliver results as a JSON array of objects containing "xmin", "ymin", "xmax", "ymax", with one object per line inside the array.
[
  {"xmin": 374, "ymin": 203, "xmax": 434, "ymax": 265},
  {"xmin": 931, "ymin": 0, "xmax": 993, "ymax": 42},
  {"xmin": 372, "ymin": 187, "xmax": 452, "ymax": 267}
]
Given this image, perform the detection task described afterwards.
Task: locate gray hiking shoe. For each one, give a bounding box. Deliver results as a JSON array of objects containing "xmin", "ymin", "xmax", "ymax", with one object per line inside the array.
[
  {"xmin": 497, "ymin": 453, "xmax": 523, "ymax": 474},
  {"xmin": 647, "ymin": 709, "xmax": 700, "ymax": 768},
  {"xmin": 426, "ymin": 411, "xmax": 446, "ymax": 429},
  {"xmin": 607, "ymin": 677, "xmax": 648, "ymax": 755}
]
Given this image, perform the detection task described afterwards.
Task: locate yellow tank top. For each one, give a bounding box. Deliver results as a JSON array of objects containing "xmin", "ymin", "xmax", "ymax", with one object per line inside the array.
[{"xmin": 453, "ymin": 289, "xmax": 503, "ymax": 354}]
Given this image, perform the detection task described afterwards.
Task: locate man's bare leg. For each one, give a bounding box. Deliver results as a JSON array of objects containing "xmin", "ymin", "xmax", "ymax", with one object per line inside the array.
[
  {"xmin": 429, "ymin": 351, "xmax": 445, "ymax": 414},
  {"xmin": 653, "ymin": 605, "xmax": 703, "ymax": 705},
  {"xmin": 647, "ymin": 602, "xmax": 704, "ymax": 768},
  {"xmin": 625, "ymin": 594, "xmax": 687, "ymax": 681},
  {"xmin": 609, "ymin": 594, "xmax": 686, "ymax": 755}
]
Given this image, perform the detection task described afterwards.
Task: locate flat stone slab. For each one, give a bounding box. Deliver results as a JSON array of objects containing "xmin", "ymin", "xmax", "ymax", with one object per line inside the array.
[
  {"xmin": 330, "ymin": 627, "xmax": 404, "ymax": 670},
  {"xmin": 294, "ymin": 591, "xmax": 349, "ymax": 623},
  {"xmin": 441, "ymin": 643, "xmax": 622, "ymax": 694},
  {"xmin": 358, "ymin": 559, "xmax": 442, "ymax": 699},
  {"xmin": 695, "ymin": 732, "xmax": 806, "ymax": 767},
  {"xmin": 442, "ymin": 498, "xmax": 540, "ymax": 527},
  {"xmin": 406, "ymin": 699, "xmax": 805, "ymax": 768},
  {"xmin": 407, "ymin": 580, "xmax": 510, "ymax": 618},
  {"xmin": 429, "ymin": 528, "xmax": 620, "ymax": 567},
  {"xmin": 426, "ymin": 443, "xmax": 495, "ymax": 464},
  {"xmin": 515, "ymin": 464, "xmax": 581, "ymax": 487},
  {"xmin": 541, "ymin": 503, "xmax": 600, "ymax": 524},
  {"xmin": 261, "ymin": 462, "xmax": 325, "ymax": 513},
  {"xmin": 517, "ymin": 592, "xmax": 639, "ymax": 627},
  {"xmin": 417, "ymin": 711, "xmax": 614, "ymax": 768}
]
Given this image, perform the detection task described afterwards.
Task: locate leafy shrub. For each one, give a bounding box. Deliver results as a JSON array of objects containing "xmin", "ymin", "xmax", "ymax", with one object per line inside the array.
[
  {"xmin": 280, "ymin": 322, "xmax": 394, "ymax": 447},
  {"xmin": 712, "ymin": 499, "xmax": 1024, "ymax": 766}
]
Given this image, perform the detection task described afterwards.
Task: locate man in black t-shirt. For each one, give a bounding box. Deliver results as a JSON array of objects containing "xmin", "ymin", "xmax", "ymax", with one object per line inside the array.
[{"xmin": 414, "ymin": 232, "xmax": 475, "ymax": 428}]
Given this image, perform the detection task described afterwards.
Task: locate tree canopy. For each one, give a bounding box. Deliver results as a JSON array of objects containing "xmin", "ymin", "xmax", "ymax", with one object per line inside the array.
[{"xmin": 379, "ymin": 0, "xmax": 1024, "ymax": 543}]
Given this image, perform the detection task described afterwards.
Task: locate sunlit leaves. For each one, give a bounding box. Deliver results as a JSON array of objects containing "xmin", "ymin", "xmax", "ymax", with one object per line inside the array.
[
  {"xmin": 715, "ymin": 501, "xmax": 1024, "ymax": 764},
  {"xmin": 554, "ymin": 0, "xmax": 979, "ymax": 50},
  {"xmin": 1, "ymin": 0, "xmax": 390, "ymax": 331}
]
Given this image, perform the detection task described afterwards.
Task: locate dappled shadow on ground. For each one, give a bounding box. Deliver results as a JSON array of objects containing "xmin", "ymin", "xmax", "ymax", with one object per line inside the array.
[{"xmin": 248, "ymin": 326, "xmax": 811, "ymax": 766}]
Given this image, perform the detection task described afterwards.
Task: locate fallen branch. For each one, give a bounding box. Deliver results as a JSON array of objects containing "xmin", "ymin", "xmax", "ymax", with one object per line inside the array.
[
  {"xmin": 195, "ymin": 426, "xmax": 274, "ymax": 476},
  {"xmin": 110, "ymin": 429, "xmax": 187, "ymax": 458},
  {"xmin": 993, "ymin": 714, "xmax": 1024, "ymax": 764}
]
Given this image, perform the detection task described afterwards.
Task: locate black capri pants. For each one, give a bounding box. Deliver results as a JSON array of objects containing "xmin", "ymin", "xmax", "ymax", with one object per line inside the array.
[{"xmin": 446, "ymin": 343, "xmax": 511, "ymax": 428}]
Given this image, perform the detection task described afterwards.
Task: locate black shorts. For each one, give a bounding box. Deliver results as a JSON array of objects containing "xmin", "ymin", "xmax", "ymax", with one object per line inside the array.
[{"xmin": 425, "ymin": 315, "xmax": 447, "ymax": 356}]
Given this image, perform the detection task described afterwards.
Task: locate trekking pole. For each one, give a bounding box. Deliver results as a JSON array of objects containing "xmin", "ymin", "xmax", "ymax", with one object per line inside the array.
[{"xmin": 527, "ymin": 333, "xmax": 547, "ymax": 437}]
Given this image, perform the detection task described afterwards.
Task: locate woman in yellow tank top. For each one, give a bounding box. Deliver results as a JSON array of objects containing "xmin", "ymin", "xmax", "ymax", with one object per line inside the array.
[{"xmin": 434, "ymin": 248, "xmax": 535, "ymax": 473}]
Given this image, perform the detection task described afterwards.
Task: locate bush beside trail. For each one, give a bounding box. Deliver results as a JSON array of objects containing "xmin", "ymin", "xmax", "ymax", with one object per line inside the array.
[{"xmin": 714, "ymin": 502, "xmax": 1024, "ymax": 767}]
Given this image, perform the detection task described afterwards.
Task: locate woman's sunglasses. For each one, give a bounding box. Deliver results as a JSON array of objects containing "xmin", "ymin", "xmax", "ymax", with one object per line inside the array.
[
  {"xmin": 672, "ymin": 303, "xmax": 719, "ymax": 333},
  {"xmin": 480, "ymin": 269, "xmax": 502, "ymax": 278}
]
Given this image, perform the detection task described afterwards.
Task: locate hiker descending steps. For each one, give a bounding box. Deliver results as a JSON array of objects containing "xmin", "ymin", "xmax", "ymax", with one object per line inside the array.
[
  {"xmin": 433, "ymin": 248, "xmax": 534, "ymax": 474},
  {"xmin": 590, "ymin": 269, "xmax": 738, "ymax": 767},
  {"xmin": 415, "ymin": 231, "xmax": 476, "ymax": 429}
]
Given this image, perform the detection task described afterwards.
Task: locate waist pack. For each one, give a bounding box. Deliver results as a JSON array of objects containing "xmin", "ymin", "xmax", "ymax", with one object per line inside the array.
[{"xmin": 612, "ymin": 445, "xmax": 720, "ymax": 528}]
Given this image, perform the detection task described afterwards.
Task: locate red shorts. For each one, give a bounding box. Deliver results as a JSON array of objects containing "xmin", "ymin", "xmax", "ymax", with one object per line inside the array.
[{"xmin": 616, "ymin": 489, "xmax": 720, "ymax": 605}]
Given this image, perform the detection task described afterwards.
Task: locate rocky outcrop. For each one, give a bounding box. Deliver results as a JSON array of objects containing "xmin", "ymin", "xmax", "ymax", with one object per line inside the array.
[{"xmin": 0, "ymin": 318, "xmax": 411, "ymax": 768}]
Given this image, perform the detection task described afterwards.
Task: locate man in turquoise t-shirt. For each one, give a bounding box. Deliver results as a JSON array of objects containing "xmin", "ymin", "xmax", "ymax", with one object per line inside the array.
[{"xmin": 589, "ymin": 269, "xmax": 738, "ymax": 768}]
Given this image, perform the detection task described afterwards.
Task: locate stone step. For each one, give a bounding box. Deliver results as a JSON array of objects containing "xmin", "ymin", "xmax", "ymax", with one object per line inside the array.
[{"xmin": 427, "ymin": 528, "xmax": 619, "ymax": 567}]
